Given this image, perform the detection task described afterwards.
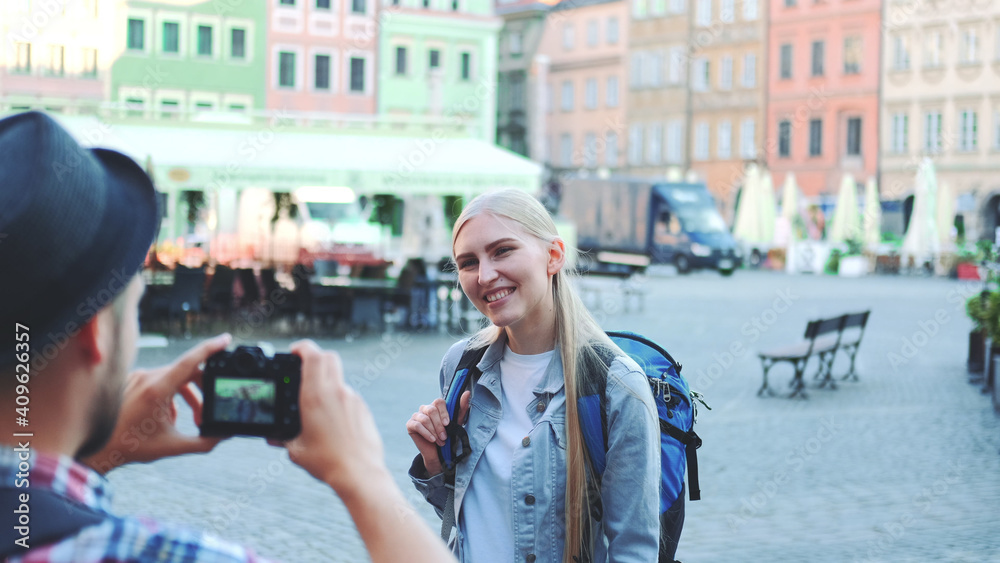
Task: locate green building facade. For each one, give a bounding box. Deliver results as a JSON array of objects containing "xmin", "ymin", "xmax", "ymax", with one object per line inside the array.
[{"xmin": 377, "ymin": 0, "xmax": 501, "ymax": 142}]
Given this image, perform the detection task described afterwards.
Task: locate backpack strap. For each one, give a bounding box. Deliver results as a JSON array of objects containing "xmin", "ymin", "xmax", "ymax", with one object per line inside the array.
[
  {"xmin": 0, "ymin": 487, "xmax": 106, "ymax": 558},
  {"xmin": 437, "ymin": 344, "xmax": 489, "ymax": 543}
]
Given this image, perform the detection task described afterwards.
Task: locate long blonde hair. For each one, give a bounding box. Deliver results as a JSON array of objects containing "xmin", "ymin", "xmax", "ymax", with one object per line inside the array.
[{"xmin": 451, "ymin": 189, "xmax": 616, "ymax": 562}]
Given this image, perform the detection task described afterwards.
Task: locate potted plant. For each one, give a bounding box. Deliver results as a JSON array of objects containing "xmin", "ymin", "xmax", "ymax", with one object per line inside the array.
[
  {"xmin": 966, "ymin": 292, "xmax": 989, "ymax": 375},
  {"xmin": 838, "ymin": 239, "xmax": 867, "ymax": 277},
  {"xmin": 955, "ymin": 243, "xmax": 981, "ymax": 280}
]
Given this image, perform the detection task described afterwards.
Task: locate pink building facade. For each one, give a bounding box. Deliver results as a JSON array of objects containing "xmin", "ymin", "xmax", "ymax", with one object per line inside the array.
[
  {"xmin": 538, "ymin": 0, "xmax": 628, "ymax": 172},
  {"xmin": 766, "ymin": 0, "xmax": 881, "ymax": 198},
  {"xmin": 266, "ymin": 0, "xmax": 378, "ymax": 114}
]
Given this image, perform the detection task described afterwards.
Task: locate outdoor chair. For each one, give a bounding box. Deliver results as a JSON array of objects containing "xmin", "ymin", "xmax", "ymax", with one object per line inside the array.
[
  {"xmin": 758, "ymin": 315, "xmax": 845, "ymax": 399},
  {"xmin": 204, "ymin": 265, "xmax": 235, "ymax": 322}
]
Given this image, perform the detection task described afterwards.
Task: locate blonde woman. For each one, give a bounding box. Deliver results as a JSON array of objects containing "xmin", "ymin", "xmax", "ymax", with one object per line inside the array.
[{"xmin": 406, "ymin": 189, "xmax": 660, "ymax": 562}]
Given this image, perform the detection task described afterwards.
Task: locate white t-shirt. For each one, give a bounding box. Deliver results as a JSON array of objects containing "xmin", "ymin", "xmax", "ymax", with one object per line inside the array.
[{"xmin": 461, "ymin": 345, "xmax": 555, "ymax": 563}]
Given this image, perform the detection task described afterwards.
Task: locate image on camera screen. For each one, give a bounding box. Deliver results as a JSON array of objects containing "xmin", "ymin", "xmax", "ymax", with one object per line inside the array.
[{"xmin": 213, "ymin": 378, "xmax": 276, "ymax": 425}]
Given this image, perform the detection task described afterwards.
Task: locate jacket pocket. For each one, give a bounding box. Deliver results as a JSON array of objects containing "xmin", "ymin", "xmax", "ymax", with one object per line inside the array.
[{"xmin": 548, "ymin": 415, "xmax": 568, "ymax": 451}]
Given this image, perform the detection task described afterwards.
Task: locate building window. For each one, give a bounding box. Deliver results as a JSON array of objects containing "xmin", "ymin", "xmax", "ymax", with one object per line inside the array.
[
  {"xmin": 395, "ymin": 46, "xmax": 407, "ymax": 75},
  {"xmin": 924, "ymin": 111, "xmax": 942, "ymax": 153},
  {"xmin": 429, "ymin": 49, "xmax": 440, "ymax": 69},
  {"xmin": 280, "ymin": 0, "xmax": 295, "ymax": 4},
  {"xmin": 607, "ymin": 17, "xmax": 619, "ymax": 44},
  {"xmin": 631, "ymin": 52, "xmax": 644, "ymax": 88},
  {"xmin": 317, "ymin": 0, "xmax": 331, "ymax": 8},
  {"xmin": 784, "ymin": 0, "xmax": 795, "ymax": 6},
  {"xmin": 720, "ymin": 0, "xmax": 734, "ymax": 22},
  {"xmin": 694, "ymin": 122, "xmax": 710, "ymax": 161},
  {"xmin": 666, "ymin": 120, "xmax": 683, "ymax": 163},
  {"xmin": 961, "ymin": 28, "xmax": 979, "ymax": 63},
  {"xmin": 587, "ymin": 20, "xmax": 598, "ymax": 46},
  {"xmin": 717, "ymin": 121, "xmax": 732, "ymax": 159},
  {"xmin": 561, "ymin": 80, "xmax": 574, "ymax": 111},
  {"xmin": 696, "ymin": 0, "xmax": 711, "ymax": 26},
  {"xmin": 843, "ymin": 36, "xmax": 861, "ymax": 74},
  {"xmin": 811, "ymin": 40, "xmax": 824, "ymax": 76},
  {"xmin": 194, "ymin": 101, "xmax": 214, "ymax": 112},
  {"xmin": 892, "ymin": 34, "xmax": 909, "ymax": 71},
  {"xmin": 669, "ymin": 47, "xmax": 685, "ymax": 84},
  {"xmin": 163, "ymin": 22, "xmax": 179, "ymax": 54},
  {"xmin": 279, "ymin": 51, "xmax": 295, "ymax": 87},
  {"xmin": 651, "ymin": 0, "xmax": 666, "ymax": 15},
  {"xmin": 231, "ymin": 28, "xmax": 246, "ymax": 59},
  {"xmin": 742, "ymin": 53, "xmax": 756, "ymax": 87},
  {"xmin": 960, "ymin": 110, "xmax": 978, "ymax": 151},
  {"xmin": 925, "ymin": 31, "xmax": 942, "ymax": 67},
  {"xmin": 563, "ymin": 23, "xmax": 574, "ymax": 50},
  {"xmin": 584, "ymin": 78, "xmax": 598, "ymax": 109},
  {"xmin": 846, "ymin": 117, "xmax": 861, "ymax": 156},
  {"xmin": 160, "ymin": 100, "xmax": 179, "ymax": 119},
  {"xmin": 891, "ymin": 113, "xmax": 908, "ymax": 154},
  {"xmin": 646, "ymin": 123, "xmax": 663, "ymax": 165},
  {"xmin": 743, "ymin": 0, "xmax": 757, "ymax": 20},
  {"xmin": 778, "ymin": 120, "xmax": 791, "ymax": 158},
  {"xmin": 633, "ymin": 0, "xmax": 647, "ymax": 18},
  {"xmin": 127, "ymin": 18, "xmax": 144, "ymax": 50},
  {"xmin": 606, "ymin": 132, "xmax": 619, "ymax": 166},
  {"xmin": 350, "ymin": 57, "xmax": 365, "ymax": 92},
  {"xmin": 720, "ymin": 55, "xmax": 733, "ymax": 90},
  {"xmin": 584, "ymin": 132, "xmax": 597, "ymax": 167},
  {"xmin": 197, "ymin": 25, "xmax": 213, "ymax": 56},
  {"xmin": 47, "ymin": 45, "xmax": 64, "ymax": 76},
  {"xmin": 560, "ymin": 133, "xmax": 573, "ymax": 167},
  {"xmin": 229, "ymin": 104, "xmax": 246, "ymax": 112},
  {"xmin": 315, "ymin": 54, "xmax": 331, "ymax": 89},
  {"xmin": 740, "ymin": 118, "xmax": 756, "ymax": 158},
  {"xmin": 14, "ymin": 43, "xmax": 30, "ymax": 74},
  {"xmin": 125, "ymin": 98, "xmax": 145, "ymax": 118},
  {"xmin": 606, "ymin": 76, "xmax": 619, "ymax": 107},
  {"xmin": 629, "ymin": 124, "xmax": 644, "ymax": 165},
  {"xmin": 809, "ymin": 118, "xmax": 822, "ymax": 156},
  {"xmin": 461, "ymin": 52, "xmax": 471, "ymax": 80},
  {"xmin": 648, "ymin": 51, "xmax": 664, "ymax": 87},
  {"xmin": 669, "ymin": 0, "xmax": 686, "ymax": 13},
  {"xmin": 509, "ymin": 71, "xmax": 525, "ymax": 110},
  {"xmin": 352, "ymin": 0, "xmax": 366, "ymax": 14},
  {"xmin": 779, "ymin": 44, "xmax": 792, "ymax": 79},
  {"xmin": 692, "ymin": 58, "xmax": 709, "ymax": 91},
  {"xmin": 82, "ymin": 47, "xmax": 98, "ymax": 78},
  {"xmin": 509, "ymin": 32, "xmax": 522, "ymax": 57}
]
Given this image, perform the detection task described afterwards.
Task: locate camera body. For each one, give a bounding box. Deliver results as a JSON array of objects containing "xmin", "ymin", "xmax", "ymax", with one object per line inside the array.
[{"xmin": 200, "ymin": 346, "xmax": 301, "ymax": 440}]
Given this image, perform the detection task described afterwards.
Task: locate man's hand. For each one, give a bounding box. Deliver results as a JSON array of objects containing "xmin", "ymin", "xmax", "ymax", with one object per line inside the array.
[
  {"xmin": 281, "ymin": 340, "xmax": 387, "ymax": 495},
  {"xmin": 82, "ymin": 333, "xmax": 232, "ymax": 474}
]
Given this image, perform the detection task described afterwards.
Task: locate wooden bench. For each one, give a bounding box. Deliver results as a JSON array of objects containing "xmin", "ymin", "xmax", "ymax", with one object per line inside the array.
[{"xmin": 757, "ymin": 310, "xmax": 871, "ymax": 399}]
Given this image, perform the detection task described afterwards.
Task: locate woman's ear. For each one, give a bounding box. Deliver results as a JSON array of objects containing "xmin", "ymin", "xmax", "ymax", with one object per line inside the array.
[{"xmin": 547, "ymin": 238, "xmax": 567, "ymax": 275}]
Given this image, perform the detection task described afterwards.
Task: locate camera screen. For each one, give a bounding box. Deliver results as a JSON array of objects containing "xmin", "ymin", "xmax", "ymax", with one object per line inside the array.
[{"xmin": 212, "ymin": 378, "xmax": 276, "ymax": 425}]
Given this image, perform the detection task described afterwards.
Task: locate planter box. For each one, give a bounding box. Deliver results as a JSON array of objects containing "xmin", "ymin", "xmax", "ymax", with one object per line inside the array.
[
  {"xmin": 957, "ymin": 262, "xmax": 981, "ymax": 280},
  {"xmin": 839, "ymin": 255, "xmax": 868, "ymax": 277}
]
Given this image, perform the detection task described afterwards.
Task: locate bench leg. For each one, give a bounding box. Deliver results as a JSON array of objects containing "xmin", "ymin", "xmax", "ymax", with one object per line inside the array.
[
  {"xmin": 788, "ymin": 358, "xmax": 809, "ymax": 399},
  {"xmin": 816, "ymin": 351, "xmax": 838, "ymax": 390},
  {"xmin": 841, "ymin": 345, "xmax": 860, "ymax": 381},
  {"xmin": 758, "ymin": 359, "xmax": 778, "ymax": 397}
]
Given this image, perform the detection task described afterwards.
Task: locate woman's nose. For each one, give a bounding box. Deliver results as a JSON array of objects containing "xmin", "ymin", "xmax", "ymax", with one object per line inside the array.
[{"xmin": 478, "ymin": 260, "xmax": 498, "ymax": 285}]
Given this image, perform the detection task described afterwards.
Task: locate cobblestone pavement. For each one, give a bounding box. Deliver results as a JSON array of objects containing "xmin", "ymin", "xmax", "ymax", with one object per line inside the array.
[{"xmin": 109, "ymin": 270, "xmax": 1000, "ymax": 562}]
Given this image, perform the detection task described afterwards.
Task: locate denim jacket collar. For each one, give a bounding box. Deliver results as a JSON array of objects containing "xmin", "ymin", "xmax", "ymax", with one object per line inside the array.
[{"xmin": 475, "ymin": 332, "xmax": 566, "ymax": 401}]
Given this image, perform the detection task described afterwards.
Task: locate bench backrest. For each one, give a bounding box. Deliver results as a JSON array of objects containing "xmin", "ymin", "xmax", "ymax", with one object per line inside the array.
[
  {"xmin": 804, "ymin": 315, "xmax": 845, "ymax": 341},
  {"xmin": 839, "ymin": 310, "xmax": 870, "ymax": 345}
]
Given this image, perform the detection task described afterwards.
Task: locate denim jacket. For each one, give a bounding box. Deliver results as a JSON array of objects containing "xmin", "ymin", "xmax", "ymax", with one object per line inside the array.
[{"xmin": 409, "ymin": 335, "xmax": 660, "ymax": 562}]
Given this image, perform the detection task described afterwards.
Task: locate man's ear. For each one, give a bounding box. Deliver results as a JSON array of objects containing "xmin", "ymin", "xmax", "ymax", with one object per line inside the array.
[
  {"xmin": 75, "ymin": 313, "xmax": 105, "ymax": 367},
  {"xmin": 547, "ymin": 238, "xmax": 567, "ymax": 275}
]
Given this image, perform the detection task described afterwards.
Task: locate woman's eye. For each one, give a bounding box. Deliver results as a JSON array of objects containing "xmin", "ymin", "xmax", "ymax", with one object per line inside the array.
[
  {"xmin": 459, "ymin": 259, "xmax": 477, "ymax": 269},
  {"xmin": 495, "ymin": 247, "xmax": 513, "ymax": 256}
]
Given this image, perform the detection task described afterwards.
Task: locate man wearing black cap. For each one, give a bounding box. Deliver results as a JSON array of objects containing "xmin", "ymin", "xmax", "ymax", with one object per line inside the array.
[{"xmin": 0, "ymin": 111, "xmax": 456, "ymax": 562}]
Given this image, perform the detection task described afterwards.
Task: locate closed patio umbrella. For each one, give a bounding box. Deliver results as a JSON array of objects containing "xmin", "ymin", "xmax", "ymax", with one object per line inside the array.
[
  {"xmin": 828, "ymin": 173, "xmax": 862, "ymax": 244},
  {"xmin": 901, "ymin": 158, "xmax": 940, "ymax": 265},
  {"xmin": 862, "ymin": 176, "xmax": 882, "ymax": 250},
  {"xmin": 759, "ymin": 170, "xmax": 777, "ymax": 245},
  {"xmin": 733, "ymin": 163, "xmax": 761, "ymax": 243},
  {"xmin": 936, "ymin": 180, "xmax": 955, "ymax": 250}
]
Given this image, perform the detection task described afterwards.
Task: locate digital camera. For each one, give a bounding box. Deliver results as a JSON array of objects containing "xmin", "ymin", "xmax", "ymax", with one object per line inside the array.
[{"xmin": 200, "ymin": 346, "xmax": 301, "ymax": 440}]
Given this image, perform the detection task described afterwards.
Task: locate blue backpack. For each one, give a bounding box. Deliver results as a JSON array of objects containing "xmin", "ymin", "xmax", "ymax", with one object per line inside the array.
[{"xmin": 438, "ymin": 331, "xmax": 705, "ymax": 562}]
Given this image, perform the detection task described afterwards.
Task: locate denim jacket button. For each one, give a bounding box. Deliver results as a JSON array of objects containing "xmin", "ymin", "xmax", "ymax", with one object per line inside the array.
[
  {"xmin": 522, "ymin": 436, "xmax": 530, "ymax": 447},
  {"xmin": 524, "ymin": 494, "xmax": 536, "ymax": 505},
  {"xmin": 526, "ymin": 554, "xmax": 536, "ymax": 563},
  {"xmin": 536, "ymin": 402, "xmax": 545, "ymax": 413}
]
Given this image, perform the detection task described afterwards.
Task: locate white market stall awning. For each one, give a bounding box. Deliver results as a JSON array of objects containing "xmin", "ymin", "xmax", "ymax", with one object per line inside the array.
[{"xmin": 54, "ymin": 115, "xmax": 542, "ymax": 196}]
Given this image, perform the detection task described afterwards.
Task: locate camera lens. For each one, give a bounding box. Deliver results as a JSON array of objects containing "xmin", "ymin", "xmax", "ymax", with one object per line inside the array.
[{"xmin": 232, "ymin": 347, "xmax": 265, "ymax": 376}]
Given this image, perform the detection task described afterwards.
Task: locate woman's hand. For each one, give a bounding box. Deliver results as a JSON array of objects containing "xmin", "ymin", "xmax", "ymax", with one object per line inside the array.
[{"xmin": 406, "ymin": 391, "xmax": 469, "ymax": 476}]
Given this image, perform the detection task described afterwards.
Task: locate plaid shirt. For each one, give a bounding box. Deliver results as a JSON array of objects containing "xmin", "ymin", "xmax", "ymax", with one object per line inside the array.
[{"xmin": 1, "ymin": 447, "xmax": 272, "ymax": 562}]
